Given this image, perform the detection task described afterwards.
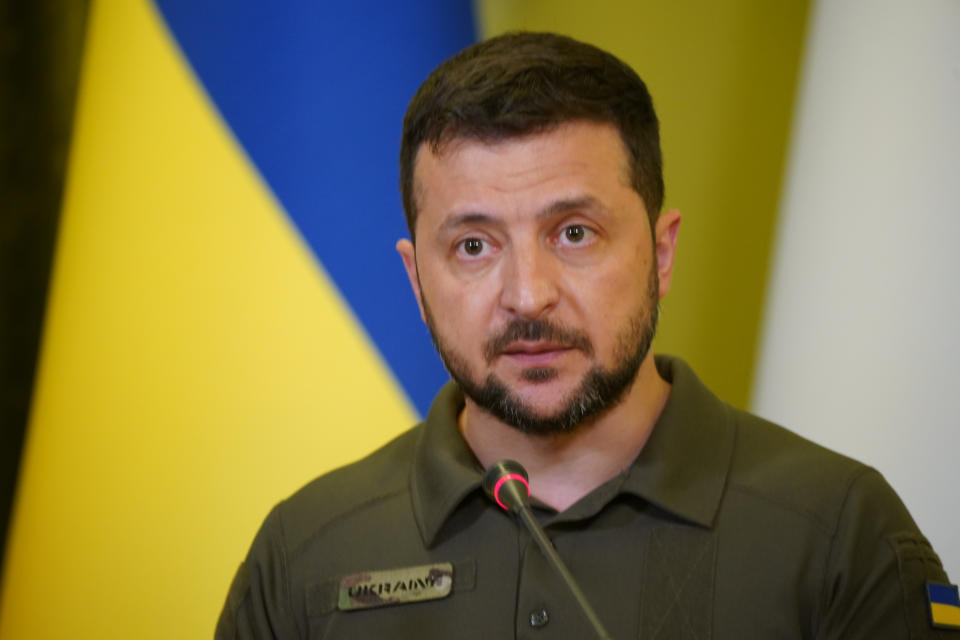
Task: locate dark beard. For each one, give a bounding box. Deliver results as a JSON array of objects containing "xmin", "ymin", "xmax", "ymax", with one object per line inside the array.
[{"xmin": 421, "ymin": 264, "xmax": 659, "ymax": 435}]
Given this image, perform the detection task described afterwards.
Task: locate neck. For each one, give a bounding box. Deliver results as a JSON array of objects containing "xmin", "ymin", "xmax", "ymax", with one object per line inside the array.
[{"xmin": 459, "ymin": 352, "xmax": 670, "ymax": 512}]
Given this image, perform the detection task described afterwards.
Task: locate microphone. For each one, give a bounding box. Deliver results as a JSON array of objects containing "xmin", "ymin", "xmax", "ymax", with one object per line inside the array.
[{"xmin": 483, "ymin": 460, "xmax": 613, "ymax": 640}]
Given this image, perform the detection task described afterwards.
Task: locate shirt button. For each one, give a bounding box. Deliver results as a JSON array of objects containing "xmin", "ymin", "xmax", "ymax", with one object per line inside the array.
[{"xmin": 529, "ymin": 607, "xmax": 549, "ymax": 628}]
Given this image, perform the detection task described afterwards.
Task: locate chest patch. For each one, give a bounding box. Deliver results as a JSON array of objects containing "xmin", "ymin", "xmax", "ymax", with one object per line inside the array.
[{"xmin": 337, "ymin": 562, "xmax": 454, "ymax": 611}]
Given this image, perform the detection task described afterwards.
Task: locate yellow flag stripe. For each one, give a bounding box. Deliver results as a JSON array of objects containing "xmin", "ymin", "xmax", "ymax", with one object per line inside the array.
[
  {"xmin": 0, "ymin": 1, "xmax": 416, "ymax": 637},
  {"xmin": 931, "ymin": 603, "xmax": 960, "ymax": 627}
]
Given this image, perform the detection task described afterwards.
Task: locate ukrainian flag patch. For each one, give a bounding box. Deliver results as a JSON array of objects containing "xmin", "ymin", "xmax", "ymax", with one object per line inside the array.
[{"xmin": 927, "ymin": 581, "xmax": 960, "ymax": 629}]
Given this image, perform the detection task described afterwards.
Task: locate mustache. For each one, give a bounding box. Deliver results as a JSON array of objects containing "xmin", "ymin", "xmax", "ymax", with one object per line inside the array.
[{"xmin": 483, "ymin": 318, "xmax": 594, "ymax": 363}]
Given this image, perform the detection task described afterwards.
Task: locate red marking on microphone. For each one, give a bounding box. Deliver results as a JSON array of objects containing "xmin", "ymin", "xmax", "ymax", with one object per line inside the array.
[{"xmin": 492, "ymin": 473, "xmax": 530, "ymax": 511}]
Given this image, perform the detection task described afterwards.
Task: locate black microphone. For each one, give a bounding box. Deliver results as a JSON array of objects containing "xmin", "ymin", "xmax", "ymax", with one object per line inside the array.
[{"xmin": 483, "ymin": 460, "xmax": 613, "ymax": 640}]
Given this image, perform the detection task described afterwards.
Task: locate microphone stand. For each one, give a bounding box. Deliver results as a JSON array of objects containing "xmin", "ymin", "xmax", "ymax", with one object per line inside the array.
[{"xmin": 484, "ymin": 460, "xmax": 613, "ymax": 640}]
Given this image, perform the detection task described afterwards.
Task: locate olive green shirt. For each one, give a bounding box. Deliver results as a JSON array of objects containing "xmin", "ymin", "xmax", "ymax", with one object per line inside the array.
[{"xmin": 216, "ymin": 356, "xmax": 956, "ymax": 639}]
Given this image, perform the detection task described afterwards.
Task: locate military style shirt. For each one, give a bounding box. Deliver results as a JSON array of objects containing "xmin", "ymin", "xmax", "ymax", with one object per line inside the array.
[{"xmin": 216, "ymin": 356, "xmax": 957, "ymax": 639}]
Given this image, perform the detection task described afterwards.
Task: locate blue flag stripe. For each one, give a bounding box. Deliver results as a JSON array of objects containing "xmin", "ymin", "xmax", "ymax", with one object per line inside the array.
[
  {"xmin": 152, "ymin": 2, "xmax": 477, "ymax": 415},
  {"xmin": 929, "ymin": 582, "xmax": 960, "ymax": 607}
]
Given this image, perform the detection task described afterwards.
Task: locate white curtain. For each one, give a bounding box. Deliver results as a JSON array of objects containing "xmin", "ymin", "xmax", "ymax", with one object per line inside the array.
[{"xmin": 753, "ymin": 0, "xmax": 960, "ymax": 580}]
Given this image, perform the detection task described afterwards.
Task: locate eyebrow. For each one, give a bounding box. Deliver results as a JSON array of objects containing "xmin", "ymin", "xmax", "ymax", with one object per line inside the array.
[
  {"xmin": 438, "ymin": 212, "xmax": 499, "ymax": 235},
  {"xmin": 438, "ymin": 196, "xmax": 606, "ymax": 235},
  {"xmin": 534, "ymin": 195, "xmax": 605, "ymax": 220}
]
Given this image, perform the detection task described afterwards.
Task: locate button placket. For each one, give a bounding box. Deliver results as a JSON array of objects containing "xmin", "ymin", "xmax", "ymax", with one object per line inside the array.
[{"xmin": 516, "ymin": 527, "xmax": 571, "ymax": 638}]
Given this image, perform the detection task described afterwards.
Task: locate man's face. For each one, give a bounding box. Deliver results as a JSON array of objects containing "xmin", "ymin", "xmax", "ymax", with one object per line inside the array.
[{"xmin": 398, "ymin": 121, "xmax": 676, "ymax": 434}]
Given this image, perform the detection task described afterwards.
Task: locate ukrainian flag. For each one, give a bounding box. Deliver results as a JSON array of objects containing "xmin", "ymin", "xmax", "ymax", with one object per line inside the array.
[
  {"xmin": 928, "ymin": 582, "xmax": 960, "ymax": 629},
  {"xmin": 0, "ymin": 1, "xmax": 472, "ymax": 638}
]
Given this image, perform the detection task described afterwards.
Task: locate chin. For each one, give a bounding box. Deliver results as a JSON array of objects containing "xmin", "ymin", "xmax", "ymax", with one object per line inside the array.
[{"xmin": 510, "ymin": 374, "xmax": 581, "ymax": 399}]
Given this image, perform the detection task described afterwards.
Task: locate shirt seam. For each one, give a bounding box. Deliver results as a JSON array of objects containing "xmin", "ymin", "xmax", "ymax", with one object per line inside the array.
[
  {"xmin": 724, "ymin": 482, "xmax": 837, "ymax": 537},
  {"xmin": 287, "ymin": 487, "xmax": 409, "ymax": 562},
  {"xmin": 812, "ymin": 465, "xmax": 875, "ymax": 639},
  {"xmin": 275, "ymin": 505, "xmax": 301, "ymax": 640}
]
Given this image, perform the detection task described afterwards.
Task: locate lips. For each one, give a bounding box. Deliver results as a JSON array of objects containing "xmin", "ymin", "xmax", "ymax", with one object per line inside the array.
[{"xmin": 500, "ymin": 341, "xmax": 574, "ymax": 366}]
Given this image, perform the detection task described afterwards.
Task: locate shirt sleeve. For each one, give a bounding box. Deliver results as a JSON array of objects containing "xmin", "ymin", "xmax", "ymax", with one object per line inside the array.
[
  {"xmin": 215, "ymin": 505, "xmax": 301, "ymax": 640},
  {"xmin": 817, "ymin": 468, "xmax": 958, "ymax": 639}
]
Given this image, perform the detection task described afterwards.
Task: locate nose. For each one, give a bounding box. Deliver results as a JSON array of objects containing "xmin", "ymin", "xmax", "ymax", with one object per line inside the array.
[{"xmin": 499, "ymin": 245, "xmax": 560, "ymax": 319}]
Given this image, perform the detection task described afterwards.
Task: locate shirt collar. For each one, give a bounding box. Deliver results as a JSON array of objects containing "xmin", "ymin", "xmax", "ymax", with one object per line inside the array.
[
  {"xmin": 617, "ymin": 355, "xmax": 735, "ymax": 528},
  {"xmin": 409, "ymin": 382, "xmax": 482, "ymax": 547},
  {"xmin": 410, "ymin": 355, "xmax": 736, "ymax": 546}
]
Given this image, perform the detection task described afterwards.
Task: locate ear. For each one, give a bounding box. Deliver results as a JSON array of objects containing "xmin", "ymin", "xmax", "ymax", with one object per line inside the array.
[
  {"xmin": 396, "ymin": 239, "xmax": 426, "ymax": 322},
  {"xmin": 653, "ymin": 209, "xmax": 681, "ymax": 299}
]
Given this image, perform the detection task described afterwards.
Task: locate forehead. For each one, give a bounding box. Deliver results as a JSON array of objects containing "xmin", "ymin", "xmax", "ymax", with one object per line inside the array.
[{"xmin": 411, "ymin": 121, "xmax": 635, "ymax": 231}]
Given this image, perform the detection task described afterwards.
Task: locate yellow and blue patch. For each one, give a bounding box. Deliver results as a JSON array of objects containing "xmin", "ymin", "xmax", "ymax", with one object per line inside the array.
[{"xmin": 927, "ymin": 581, "xmax": 960, "ymax": 630}]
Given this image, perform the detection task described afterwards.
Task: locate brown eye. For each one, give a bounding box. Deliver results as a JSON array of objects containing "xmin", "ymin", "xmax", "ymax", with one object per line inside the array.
[
  {"xmin": 463, "ymin": 238, "xmax": 484, "ymax": 255},
  {"xmin": 565, "ymin": 225, "xmax": 586, "ymax": 242}
]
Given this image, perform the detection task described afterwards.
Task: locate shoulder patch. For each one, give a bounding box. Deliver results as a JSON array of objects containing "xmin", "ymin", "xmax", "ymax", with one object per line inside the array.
[
  {"xmin": 927, "ymin": 581, "xmax": 960, "ymax": 630},
  {"xmin": 889, "ymin": 532, "xmax": 960, "ymax": 637}
]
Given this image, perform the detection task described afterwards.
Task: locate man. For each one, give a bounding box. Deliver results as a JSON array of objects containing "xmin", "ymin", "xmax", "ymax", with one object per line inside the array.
[{"xmin": 216, "ymin": 32, "xmax": 957, "ymax": 639}]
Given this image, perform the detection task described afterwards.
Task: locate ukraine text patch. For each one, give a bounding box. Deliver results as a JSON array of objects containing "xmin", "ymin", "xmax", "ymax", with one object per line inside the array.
[
  {"xmin": 927, "ymin": 581, "xmax": 960, "ymax": 629},
  {"xmin": 338, "ymin": 563, "xmax": 453, "ymax": 611}
]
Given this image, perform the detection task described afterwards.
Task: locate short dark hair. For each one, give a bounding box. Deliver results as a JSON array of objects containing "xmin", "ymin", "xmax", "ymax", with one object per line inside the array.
[{"xmin": 399, "ymin": 31, "xmax": 664, "ymax": 240}]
